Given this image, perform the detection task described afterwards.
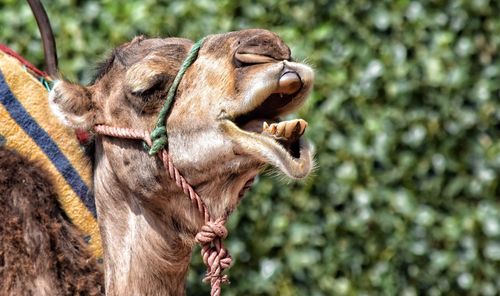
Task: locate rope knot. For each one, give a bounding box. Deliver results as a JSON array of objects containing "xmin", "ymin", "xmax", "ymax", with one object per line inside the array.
[
  {"xmin": 148, "ymin": 126, "xmax": 168, "ymax": 155},
  {"xmin": 150, "ymin": 126, "xmax": 167, "ymax": 139},
  {"xmin": 195, "ymin": 219, "xmax": 228, "ymax": 243},
  {"xmin": 195, "ymin": 218, "xmax": 232, "ymax": 295}
]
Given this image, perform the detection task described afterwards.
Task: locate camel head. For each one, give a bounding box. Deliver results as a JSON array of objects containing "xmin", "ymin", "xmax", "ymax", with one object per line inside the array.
[{"xmin": 49, "ymin": 29, "xmax": 314, "ymax": 223}]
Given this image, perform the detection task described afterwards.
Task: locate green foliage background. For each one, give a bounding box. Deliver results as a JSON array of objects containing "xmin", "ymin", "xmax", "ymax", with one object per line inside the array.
[{"xmin": 1, "ymin": 0, "xmax": 499, "ymax": 295}]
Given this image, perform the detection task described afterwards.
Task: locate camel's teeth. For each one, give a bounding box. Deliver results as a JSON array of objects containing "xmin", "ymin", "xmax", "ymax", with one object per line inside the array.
[
  {"xmin": 298, "ymin": 119, "xmax": 308, "ymax": 136},
  {"xmin": 262, "ymin": 119, "xmax": 308, "ymax": 140},
  {"xmin": 263, "ymin": 122, "xmax": 279, "ymax": 135},
  {"xmin": 284, "ymin": 120, "xmax": 300, "ymax": 139},
  {"xmin": 276, "ymin": 121, "xmax": 286, "ymax": 136},
  {"xmin": 270, "ymin": 124, "xmax": 277, "ymax": 134}
]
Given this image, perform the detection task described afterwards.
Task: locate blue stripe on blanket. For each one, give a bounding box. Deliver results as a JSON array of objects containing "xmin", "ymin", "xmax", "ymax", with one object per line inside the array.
[{"xmin": 0, "ymin": 70, "xmax": 96, "ymax": 217}]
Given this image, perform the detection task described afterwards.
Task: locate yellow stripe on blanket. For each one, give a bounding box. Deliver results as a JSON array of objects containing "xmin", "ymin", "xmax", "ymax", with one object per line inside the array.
[{"xmin": 0, "ymin": 51, "xmax": 102, "ymax": 257}]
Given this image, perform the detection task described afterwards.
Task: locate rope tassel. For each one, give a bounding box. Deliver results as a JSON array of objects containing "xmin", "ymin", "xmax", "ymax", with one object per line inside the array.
[{"xmin": 196, "ymin": 219, "xmax": 233, "ymax": 296}]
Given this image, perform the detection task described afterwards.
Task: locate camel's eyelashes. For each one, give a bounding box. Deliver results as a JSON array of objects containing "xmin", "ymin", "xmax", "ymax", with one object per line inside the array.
[
  {"xmin": 130, "ymin": 73, "xmax": 169, "ymax": 97},
  {"xmin": 125, "ymin": 56, "xmax": 172, "ymax": 98}
]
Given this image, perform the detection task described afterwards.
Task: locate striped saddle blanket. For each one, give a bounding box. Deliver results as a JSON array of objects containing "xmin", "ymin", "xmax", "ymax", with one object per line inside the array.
[{"xmin": 0, "ymin": 45, "xmax": 102, "ymax": 257}]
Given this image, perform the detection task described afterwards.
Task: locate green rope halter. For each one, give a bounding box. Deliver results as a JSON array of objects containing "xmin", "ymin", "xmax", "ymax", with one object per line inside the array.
[{"xmin": 148, "ymin": 37, "xmax": 206, "ymax": 155}]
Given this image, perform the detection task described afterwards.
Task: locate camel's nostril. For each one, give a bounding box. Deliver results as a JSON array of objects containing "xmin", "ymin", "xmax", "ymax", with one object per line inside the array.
[{"xmin": 276, "ymin": 71, "xmax": 302, "ymax": 95}]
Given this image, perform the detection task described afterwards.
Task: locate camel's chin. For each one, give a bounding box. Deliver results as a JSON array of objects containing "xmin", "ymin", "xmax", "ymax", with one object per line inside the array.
[{"xmin": 220, "ymin": 120, "xmax": 313, "ymax": 179}]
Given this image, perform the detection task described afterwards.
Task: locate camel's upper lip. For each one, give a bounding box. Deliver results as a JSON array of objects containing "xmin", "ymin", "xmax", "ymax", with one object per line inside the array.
[{"xmin": 232, "ymin": 68, "xmax": 305, "ymax": 126}]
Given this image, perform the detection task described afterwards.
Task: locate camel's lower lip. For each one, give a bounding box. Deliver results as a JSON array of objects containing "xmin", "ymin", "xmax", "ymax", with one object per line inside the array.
[{"xmin": 220, "ymin": 120, "xmax": 313, "ymax": 179}]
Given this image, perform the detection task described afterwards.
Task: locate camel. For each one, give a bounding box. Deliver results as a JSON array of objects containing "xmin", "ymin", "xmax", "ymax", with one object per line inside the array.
[{"xmin": 1, "ymin": 28, "xmax": 314, "ymax": 295}]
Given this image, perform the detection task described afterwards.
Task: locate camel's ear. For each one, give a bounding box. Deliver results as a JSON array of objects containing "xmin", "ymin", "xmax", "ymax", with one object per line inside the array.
[{"xmin": 49, "ymin": 80, "xmax": 94, "ymax": 129}]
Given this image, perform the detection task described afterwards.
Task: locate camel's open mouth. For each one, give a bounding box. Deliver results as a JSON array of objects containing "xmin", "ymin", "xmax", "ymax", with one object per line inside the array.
[
  {"xmin": 220, "ymin": 84, "xmax": 313, "ymax": 179},
  {"xmin": 234, "ymin": 92, "xmax": 307, "ymax": 158}
]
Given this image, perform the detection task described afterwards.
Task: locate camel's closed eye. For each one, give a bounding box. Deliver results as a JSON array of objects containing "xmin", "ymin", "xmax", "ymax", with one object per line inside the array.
[
  {"xmin": 124, "ymin": 59, "xmax": 173, "ymax": 112},
  {"xmin": 130, "ymin": 73, "xmax": 168, "ymax": 97},
  {"xmin": 125, "ymin": 57, "xmax": 171, "ymax": 100}
]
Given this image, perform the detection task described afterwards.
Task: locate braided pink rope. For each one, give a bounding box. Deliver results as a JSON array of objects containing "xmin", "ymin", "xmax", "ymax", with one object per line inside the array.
[
  {"xmin": 94, "ymin": 125, "xmax": 152, "ymax": 146},
  {"xmin": 94, "ymin": 125, "xmax": 232, "ymax": 296}
]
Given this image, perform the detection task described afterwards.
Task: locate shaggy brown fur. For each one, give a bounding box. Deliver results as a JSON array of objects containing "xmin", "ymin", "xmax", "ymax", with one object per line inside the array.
[{"xmin": 0, "ymin": 146, "xmax": 103, "ymax": 296}]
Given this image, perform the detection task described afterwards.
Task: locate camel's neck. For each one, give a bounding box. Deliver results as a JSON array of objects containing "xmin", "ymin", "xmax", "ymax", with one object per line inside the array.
[{"xmin": 93, "ymin": 148, "xmax": 201, "ymax": 296}]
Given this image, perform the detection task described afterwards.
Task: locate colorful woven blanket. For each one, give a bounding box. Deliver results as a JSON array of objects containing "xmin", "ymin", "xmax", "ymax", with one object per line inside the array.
[{"xmin": 0, "ymin": 45, "xmax": 102, "ymax": 257}]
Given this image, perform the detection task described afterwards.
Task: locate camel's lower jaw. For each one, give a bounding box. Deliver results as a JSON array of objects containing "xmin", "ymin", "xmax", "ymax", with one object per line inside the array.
[{"xmin": 220, "ymin": 120, "xmax": 313, "ymax": 179}]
